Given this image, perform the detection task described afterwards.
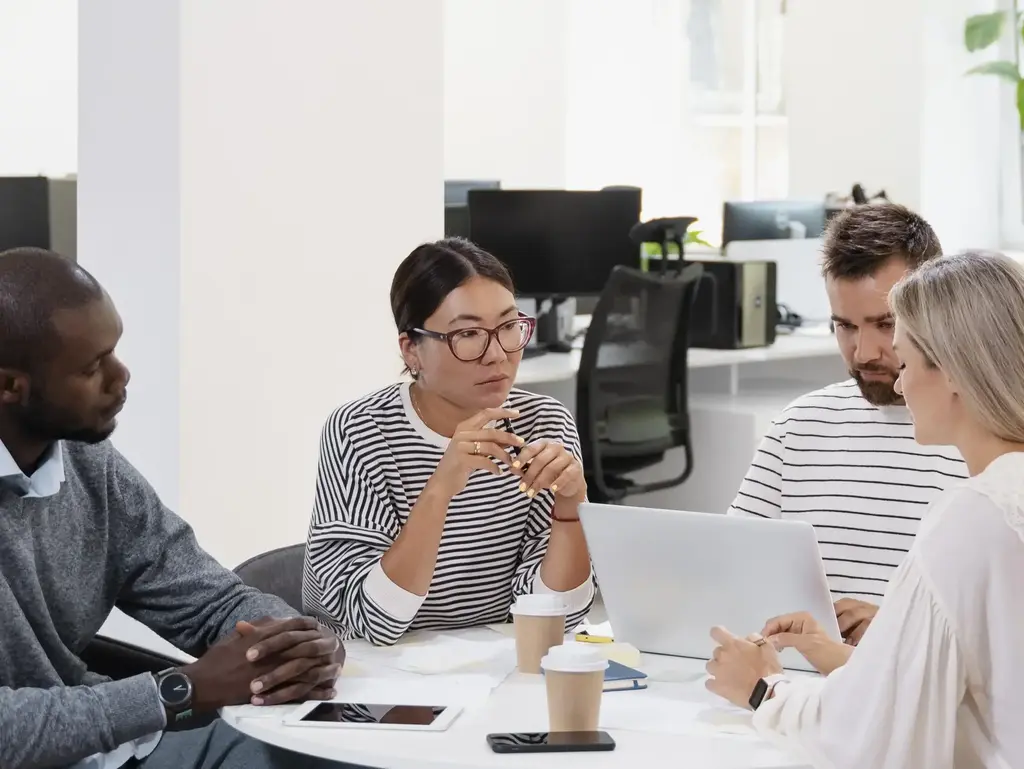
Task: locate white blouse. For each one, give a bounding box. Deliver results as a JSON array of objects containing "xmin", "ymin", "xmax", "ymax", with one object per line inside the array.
[{"xmin": 752, "ymin": 451, "xmax": 1024, "ymax": 769}]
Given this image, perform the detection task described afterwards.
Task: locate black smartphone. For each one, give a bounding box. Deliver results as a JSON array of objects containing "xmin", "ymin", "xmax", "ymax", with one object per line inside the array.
[{"xmin": 486, "ymin": 731, "xmax": 616, "ymax": 753}]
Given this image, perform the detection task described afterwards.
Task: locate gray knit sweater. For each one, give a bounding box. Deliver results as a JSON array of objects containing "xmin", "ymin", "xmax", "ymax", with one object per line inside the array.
[{"xmin": 0, "ymin": 440, "xmax": 298, "ymax": 769}]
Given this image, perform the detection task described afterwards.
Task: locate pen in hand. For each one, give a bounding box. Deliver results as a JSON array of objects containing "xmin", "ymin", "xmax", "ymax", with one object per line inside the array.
[{"xmin": 502, "ymin": 417, "xmax": 529, "ymax": 472}]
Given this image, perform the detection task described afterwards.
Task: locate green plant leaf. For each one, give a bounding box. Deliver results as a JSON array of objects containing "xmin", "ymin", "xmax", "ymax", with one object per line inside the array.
[
  {"xmin": 966, "ymin": 60, "xmax": 1023, "ymax": 82},
  {"xmin": 686, "ymin": 230, "xmax": 714, "ymax": 249},
  {"xmin": 1018, "ymin": 78, "xmax": 1024, "ymax": 131},
  {"xmin": 965, "ymin": 11, "xmax": 1007, "ymax": 52}
]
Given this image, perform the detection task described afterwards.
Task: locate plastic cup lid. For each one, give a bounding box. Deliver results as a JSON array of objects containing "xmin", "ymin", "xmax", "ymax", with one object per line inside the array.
[
  {"xmin": 511, "ymin": 593, "xmax": 566, "ymax": 617},
  {"xmin": 541, "ymin": 642, "xmax": 609, "ymax": 673}
]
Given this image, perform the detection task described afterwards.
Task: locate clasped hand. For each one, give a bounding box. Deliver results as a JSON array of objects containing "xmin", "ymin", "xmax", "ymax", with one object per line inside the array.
[
  {"xmin": 182, "ymin": 616, "xmax": 344, "ymax": 711},
  {"xmin": 432, "ymin": 407, "xmax": 585, "ymax": 502}
]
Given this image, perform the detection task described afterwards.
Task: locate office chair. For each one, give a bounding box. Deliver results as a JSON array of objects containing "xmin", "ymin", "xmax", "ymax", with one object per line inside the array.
[
  {"xmin": 234, "ymin": 543, "xmax": 306, "ymax": 612},
  {"xmin": 577, "ymin": 263, "xmax": 703, "ymax": 503}
]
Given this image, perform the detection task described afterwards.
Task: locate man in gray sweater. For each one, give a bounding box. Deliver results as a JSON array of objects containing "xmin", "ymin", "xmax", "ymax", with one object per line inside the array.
[{"xmin": 0, "ymin": 248, "xmax": 348, "ymax": 768}]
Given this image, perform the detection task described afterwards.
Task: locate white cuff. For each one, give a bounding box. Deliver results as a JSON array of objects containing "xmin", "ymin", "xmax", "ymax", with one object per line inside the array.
[
  {"xmin": 363, "ymin": 561, "xmax": 426, "ymax": 622},
  {"xmin": 533, "ymin": 570, "xmax": 595, "ymax": 615}
]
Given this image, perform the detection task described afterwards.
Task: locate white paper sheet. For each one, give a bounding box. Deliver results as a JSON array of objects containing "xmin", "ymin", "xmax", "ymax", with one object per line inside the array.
[
  {"xmin": 347, "ymin": 629, "xmax": 518, "ymax": 678},
  {"xmin": 599, "ymin": 690, "xmax": 760, "ymax": 739}
]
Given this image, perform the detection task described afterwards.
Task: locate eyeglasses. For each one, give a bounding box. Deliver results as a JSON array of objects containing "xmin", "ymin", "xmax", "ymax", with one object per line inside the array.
[{"xmin": 411, "ymin": 316, "xmax": 537, "ymax": 362}]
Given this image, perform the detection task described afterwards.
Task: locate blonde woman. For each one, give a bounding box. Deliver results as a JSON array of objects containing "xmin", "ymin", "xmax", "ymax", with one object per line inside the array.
[{"xmin": 705, "ymin": 251, "xmax": 1024, "ymax": 769}]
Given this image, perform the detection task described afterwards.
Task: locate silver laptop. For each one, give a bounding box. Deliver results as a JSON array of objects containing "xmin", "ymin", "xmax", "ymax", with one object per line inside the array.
[{"xmin": 579, "ymin": 503, "xmax": 842, "ymax": 672}]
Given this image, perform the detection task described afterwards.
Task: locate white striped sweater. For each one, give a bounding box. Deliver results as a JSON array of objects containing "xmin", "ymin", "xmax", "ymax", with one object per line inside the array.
[
  {"xmin": 728, "ymin": 379, "xmax": 968, "ymax": 602},
  {"xmin": 302, "ymin": 383, "xmax": 595, "ymax": 646}
]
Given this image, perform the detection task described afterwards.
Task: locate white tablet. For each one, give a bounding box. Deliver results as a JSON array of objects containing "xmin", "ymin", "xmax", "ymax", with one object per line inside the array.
[{"xmin": 283, "ymin": 700, "xmax": 464, "ymax": 732}]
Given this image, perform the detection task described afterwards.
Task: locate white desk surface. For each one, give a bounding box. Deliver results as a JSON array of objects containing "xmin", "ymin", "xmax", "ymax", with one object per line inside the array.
[
  {"xmin": 221, "ymin": 627, "xmax": 808, "ymax": 769},
  {"xmin": 516, "ymin": 325, "xmax": 837, "ymax": 386}
]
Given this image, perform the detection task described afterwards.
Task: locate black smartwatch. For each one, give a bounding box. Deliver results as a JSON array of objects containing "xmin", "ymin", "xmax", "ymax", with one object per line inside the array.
[
  {"xmin": 155, "ymin": 668, "xmax": 194, "ymax": 719},
  {"xmin": 748, "ymin": 674, "xmax": 786, "ymax": 711}
]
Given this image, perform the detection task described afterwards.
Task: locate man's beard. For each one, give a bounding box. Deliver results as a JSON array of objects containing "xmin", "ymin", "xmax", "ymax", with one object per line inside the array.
[
  {"xmin": 13, "ymin": 393, "xmax": 116, "ymax": 445},
  {"xmin": 852, "ymin": 367, "xmax": 903, "ymax": 406}
]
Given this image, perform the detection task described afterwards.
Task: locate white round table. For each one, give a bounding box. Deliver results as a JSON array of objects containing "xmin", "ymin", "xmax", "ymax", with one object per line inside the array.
[{"xmin": 221, "ymin": 628, "xmax": 810, "ymax": 769}]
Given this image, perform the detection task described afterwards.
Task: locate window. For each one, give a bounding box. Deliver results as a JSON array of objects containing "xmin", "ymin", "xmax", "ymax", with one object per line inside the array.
[
  {"xmin": 1001, "ymin": 0, "xmax": 1024, "ymax": 248},
  {"xmin": 681, "ymin": 0, "xmax": 788, "ymax": 246}
]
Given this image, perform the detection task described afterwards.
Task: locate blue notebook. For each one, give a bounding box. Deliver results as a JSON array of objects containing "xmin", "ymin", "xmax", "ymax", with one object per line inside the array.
[{"xmin": 603, "ymin": 660, "xmax": 648, "ymax": 692}]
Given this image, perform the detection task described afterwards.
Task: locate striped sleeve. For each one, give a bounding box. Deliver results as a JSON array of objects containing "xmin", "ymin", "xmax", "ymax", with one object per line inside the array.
[
  {"xmin": 512, "ymin": 404, "xmax": 596, "ymax": 630},
  {"xmin": 303, "ymin": 409, "xmax": 422, "ymax": 646},
  {"xmin": 727, "ymin": 416, "xmax": 786, "ymax": 519}
]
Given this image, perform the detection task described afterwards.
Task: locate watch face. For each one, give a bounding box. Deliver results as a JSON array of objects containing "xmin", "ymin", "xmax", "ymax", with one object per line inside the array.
[
  {"xmin": 159, "ymin": 672, "xmax": 192, "ymax": 707},
  {"xmin": 748, "ymin": 678, "xmax": 769, "ymax": 711}
]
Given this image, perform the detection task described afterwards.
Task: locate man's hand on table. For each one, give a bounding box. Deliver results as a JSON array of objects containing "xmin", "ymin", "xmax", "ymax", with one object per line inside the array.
[
  {"xmin": 236, "ymin": 616, "xmax": 345, "ymax": 705},
  {"xmin": 177, "ymin": 616, "xmax": 342, "ymax": 712},
  {"xmin": 833, "ymin": 598, "xmax": 879, "ymax": 646}
]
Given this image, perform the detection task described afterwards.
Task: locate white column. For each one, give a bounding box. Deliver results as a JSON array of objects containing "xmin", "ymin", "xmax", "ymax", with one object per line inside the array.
[{"xmin": 79, "ymin": 0, "xmax": 444, "ymax": 567}]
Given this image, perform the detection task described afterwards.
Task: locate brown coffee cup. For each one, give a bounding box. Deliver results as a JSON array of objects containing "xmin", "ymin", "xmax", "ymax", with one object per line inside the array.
[
  {"xmin": 511, "ymin": 594, "xmax": 567, "ymax": 674},
  {"xmin": 541, "ymin": 642, "xmax": 608, "ymax": 732}
]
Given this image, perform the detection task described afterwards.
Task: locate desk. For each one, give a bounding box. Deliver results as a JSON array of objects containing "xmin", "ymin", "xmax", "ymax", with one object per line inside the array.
[
  {"xmin": 516, "ymin": 325, "xmax": 839, "ymax": 388},
  {"xmin": 221, "ymin": 628, "xmax": 808, "ymax": 769}
]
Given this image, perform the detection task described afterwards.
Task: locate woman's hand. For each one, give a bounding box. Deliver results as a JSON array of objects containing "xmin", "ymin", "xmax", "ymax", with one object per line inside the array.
[
  {"xmin": 762, "ymin": 612, "xmax": 853, "ymax": 675},
  {"xmin": 429, "ymin": 407, "xmax": 524, "ymax": 499},
  {"xmin": 513, "ymin": 439, "xmax": 586, "ymax": 504},
  {"xmin": 704, "ymin": 627, "xmax": 783, "ymax": 709}
]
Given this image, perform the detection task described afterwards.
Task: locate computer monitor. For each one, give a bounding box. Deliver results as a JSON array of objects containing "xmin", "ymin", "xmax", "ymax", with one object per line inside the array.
[
  {"xmin": 467, "ymin": 189, "xmax": 642, "ymax": 298},
  {"xmin": 444, "ymin": 204, "xmax": 470, "ymax": 239},
  {"xmin": 444, "ymin": 179, "xmax": 501, "ymax": 206},
  {"xmin": 721, "ymin": 200, "xmax": 827, "ymax": 248}
]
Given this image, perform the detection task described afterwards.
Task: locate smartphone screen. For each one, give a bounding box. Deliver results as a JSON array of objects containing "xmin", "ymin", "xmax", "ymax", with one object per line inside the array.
[
  {"xmin": 487, "ymin": 731, "xmax": 616, "ymax": 753},
  {"xmin": 301, "ymin": 703, "xmax": 447, "ymax": 726}
]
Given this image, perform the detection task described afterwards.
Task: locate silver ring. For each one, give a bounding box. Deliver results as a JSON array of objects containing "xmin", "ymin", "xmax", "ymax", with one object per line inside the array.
[{"xmin": 473, "ymin": 441, "xmax": 481, "ymax": 455}]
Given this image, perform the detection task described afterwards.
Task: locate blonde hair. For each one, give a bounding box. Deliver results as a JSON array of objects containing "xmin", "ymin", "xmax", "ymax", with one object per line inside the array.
[{"xmin": 888, "ymin": 250, "xmax": 1024, "ymax": 443}]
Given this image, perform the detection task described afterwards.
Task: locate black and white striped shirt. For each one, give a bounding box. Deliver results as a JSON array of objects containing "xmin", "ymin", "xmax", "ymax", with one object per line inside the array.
[
  {"xmin": 728, "ymin": 380, "xmax": 967, "ymax": 602},
  {"xmin": 302, "ymin": 383, "xmax": 595, "ymax": 646}
]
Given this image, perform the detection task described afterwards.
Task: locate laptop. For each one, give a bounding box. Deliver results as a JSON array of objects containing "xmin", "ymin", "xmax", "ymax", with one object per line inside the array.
[{"xmin": 579, "ymin": 503, "xmax": 842, "ymax": 672}]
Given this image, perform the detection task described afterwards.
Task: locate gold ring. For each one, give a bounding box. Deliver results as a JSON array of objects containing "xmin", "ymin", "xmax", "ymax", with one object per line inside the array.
[
  {"xmin": 752, "ymin": 635, "xmax": 768, "ymax": 647},
  {"xmin": 473, "ymin": 441, "xmax": 481, "ymax": 455}
]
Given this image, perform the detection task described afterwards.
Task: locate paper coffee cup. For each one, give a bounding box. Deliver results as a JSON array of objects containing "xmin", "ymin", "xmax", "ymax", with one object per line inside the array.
[
  {"xmin": 541, "ymin": 642, "xmax": 608, "ymax": 732},
  {"xmin": 511, "ymin": 594, "xmax": 566, "ymax": 674}
]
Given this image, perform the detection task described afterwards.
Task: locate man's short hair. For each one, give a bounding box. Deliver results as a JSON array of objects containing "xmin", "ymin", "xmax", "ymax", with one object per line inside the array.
[
  {"xmin": 0, "ymin": 247, "xmax": 105, "ymax": 372},
  {"xmin": 821, "ymin": 203, "xmax": 942, "ymax": 280}
]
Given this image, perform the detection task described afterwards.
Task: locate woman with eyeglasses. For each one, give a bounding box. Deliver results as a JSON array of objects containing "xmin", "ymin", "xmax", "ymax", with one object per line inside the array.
[{"xmin": 302, "ymin": 238, "xmax": 595, "ymax": 645}]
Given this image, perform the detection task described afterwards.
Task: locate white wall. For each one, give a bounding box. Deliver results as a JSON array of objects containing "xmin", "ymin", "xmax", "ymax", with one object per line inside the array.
[
  {"xmin": 443, "ymin": 0, "xmax": 569, "ymax": 187},
  {"xmin": 564, "ymin": 0, "xmax": 687, "ymax": 216},
  {"xmin": 785, "ymin": 0, "xmax": 926, "ymax": 209},
  {"xmin": 0, "ymin": 0, "xmax": 77, "ymax": 176},
  {"xmin": 80, "ymin": 0, "xmax": 444, "ymax": 567},
  {"xmin": 786, "ymin": 0, "xmax": 1004, "ymax": 250}
]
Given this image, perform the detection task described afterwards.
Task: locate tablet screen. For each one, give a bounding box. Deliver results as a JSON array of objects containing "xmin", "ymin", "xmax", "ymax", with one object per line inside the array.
[{"xmin": 300, "ymin": 703, "xmax": 449, "ymax": 726}]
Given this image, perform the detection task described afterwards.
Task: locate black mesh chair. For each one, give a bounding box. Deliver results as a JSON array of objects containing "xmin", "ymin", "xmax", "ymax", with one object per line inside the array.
[
  {"xmin": 233, "ymin": 543, "xmax": 306, "ymax": 612},
  {"xmin": 577, "ymin": 263, "xmax": 703, "ymax": 503}
]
